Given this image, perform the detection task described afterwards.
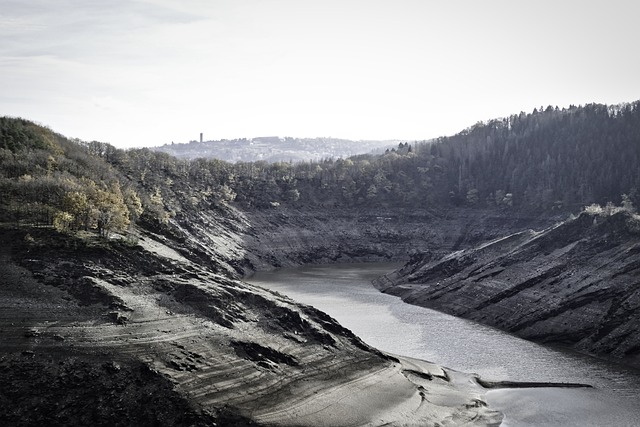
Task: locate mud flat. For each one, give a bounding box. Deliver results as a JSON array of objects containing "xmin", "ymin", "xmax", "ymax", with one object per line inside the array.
[{"xmin": 252, "ymin": 355, "xmax": 503, "ymax": 426}]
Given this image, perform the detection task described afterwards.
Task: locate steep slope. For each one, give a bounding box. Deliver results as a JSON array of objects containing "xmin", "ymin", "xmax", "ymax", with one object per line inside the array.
[
  {"xmin": 239, "ymin": 206, "xmax": 552, "ymax": 271},
  {"xmin": 0, "ymin": 224, "xmax": 503, "ymax": 426},
  {"xmin": 375, "ymin": 210, "xmax": 640, "ymax": 367},
  {"xmin": 0, "ymin": 116, "xmax": 508, "ymax": 425}
]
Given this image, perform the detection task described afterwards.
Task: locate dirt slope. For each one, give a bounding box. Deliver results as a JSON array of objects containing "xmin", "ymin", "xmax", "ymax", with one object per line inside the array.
[
  {"xmin": 375, "ymin": 211, "xmax": 640, "ymax": 367},
  {"xmin": 0, "ymin": 226, "xmax": 501, "ymax": 426}
]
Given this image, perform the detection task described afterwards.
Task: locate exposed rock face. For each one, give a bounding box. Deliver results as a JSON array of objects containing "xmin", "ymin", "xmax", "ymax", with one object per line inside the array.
[{"xmin": 374, "ymin": 211, "xmax": 640, "ymax": 367}]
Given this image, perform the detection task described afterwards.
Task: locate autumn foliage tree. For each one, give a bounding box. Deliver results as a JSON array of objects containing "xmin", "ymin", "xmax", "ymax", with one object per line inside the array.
[{"xmin": 0, "ymin": 117, "xmax": 143, "ymax": 239}]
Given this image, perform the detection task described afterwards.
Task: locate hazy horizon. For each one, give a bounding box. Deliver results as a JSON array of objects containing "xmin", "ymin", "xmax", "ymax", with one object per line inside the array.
[{"xmin": 2, "ymin": 0, "xmax": 639, "ymax": 148}]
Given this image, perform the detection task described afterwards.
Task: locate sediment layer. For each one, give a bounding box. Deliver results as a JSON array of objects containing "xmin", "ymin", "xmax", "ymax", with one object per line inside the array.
[
  {"xmin": 0, "ymin": 226, "xmax": 503, "ymax": 426},
  {"xmin": 375, "ymin": 211, "xmax": 640, "ymax": 368}
]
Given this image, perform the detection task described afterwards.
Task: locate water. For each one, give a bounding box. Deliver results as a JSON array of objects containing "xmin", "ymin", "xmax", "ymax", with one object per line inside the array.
[{"xmin": 248, "ymin": 263, "xmax": 640, "ymax": 427}]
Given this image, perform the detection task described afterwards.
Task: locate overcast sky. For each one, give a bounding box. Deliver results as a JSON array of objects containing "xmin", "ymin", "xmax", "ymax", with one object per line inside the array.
[{"xmin": 1, "ymin": 0, "xmax": 639, "ymax": 148}]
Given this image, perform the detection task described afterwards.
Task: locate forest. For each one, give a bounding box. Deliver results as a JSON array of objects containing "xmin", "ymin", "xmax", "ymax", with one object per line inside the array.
[{"xmin": 1, "ymin": 101, "xmax": 639, "ymax": 239}]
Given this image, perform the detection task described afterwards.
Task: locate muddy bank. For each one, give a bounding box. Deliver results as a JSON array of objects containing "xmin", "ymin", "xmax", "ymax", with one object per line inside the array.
[
  {"xmin": 375, "ymin": 211, "xmax": 640, "ymax": 368},
  {"xmin": 238, "ymin": 207, "xmax": 554, "ymax": 272},
  {"xmin": 0, "ymin": 226, "xmax": 503, "ymax": 426}
]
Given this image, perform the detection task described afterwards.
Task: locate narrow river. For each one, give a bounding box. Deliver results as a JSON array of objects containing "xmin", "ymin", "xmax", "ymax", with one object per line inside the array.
[{"xmin": 248, "ymin": 262, "xmax": 640, "ymax": 427}]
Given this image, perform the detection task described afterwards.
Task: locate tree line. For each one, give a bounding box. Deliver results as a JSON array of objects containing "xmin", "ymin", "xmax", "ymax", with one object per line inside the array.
[
  {"xmin": 2, "ymin": 101, "xmax": 639, "ymax": 239},
  {"xmin": 0, "ymin": 118, "xmax": 142, "ymax": 238}
]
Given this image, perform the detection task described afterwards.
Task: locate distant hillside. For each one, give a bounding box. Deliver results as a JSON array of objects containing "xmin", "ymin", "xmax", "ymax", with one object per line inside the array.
[
  {"xmin": 152, "ymin": 136, "xmax": 399, "ymax": 162},
  {"xmin": 219, "ymin": 102, "xmax": 640, "ymax": 212},
  {"xmin": 4, "ymin": 101, "xmax": 640, "ymax": 228}
]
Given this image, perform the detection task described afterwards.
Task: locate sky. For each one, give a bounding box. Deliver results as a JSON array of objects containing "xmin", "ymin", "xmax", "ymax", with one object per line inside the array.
[{"xmin": 1, "ymin": 0, "xmax": 639, "ymax": 148}]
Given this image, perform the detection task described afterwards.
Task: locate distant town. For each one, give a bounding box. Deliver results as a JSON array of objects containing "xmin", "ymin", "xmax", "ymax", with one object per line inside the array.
[{"xmin": 153, "ymin": 136, "xmax": 405, "ymax": 162}]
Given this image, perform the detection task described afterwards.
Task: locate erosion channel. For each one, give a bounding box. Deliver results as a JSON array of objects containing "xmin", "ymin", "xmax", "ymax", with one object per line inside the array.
[{"xmin": 249, "ymin": 263, "xmax": 640, "ymax": 427}]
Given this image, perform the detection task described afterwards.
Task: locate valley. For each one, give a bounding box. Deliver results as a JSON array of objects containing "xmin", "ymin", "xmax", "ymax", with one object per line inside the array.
[{"xmin": 2, "ymin": 102, "xmax": 640, "ymax": 425}]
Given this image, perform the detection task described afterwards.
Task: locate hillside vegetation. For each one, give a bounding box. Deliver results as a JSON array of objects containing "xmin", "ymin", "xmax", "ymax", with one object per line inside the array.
[
  {"xmin": 4, "ymin": 101, "xmax": 639, "ymax": 236},
  {"xmin": 144, "ymin": 101, "xmax": 640, "ymax": 212},
  {"xmin": 0, "ymin": 117, "xmax": 142, "ymax": 238}
]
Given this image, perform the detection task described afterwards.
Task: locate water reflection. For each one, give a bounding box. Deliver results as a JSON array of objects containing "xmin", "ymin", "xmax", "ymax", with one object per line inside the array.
[{"xmin": 249, "ymin": 263, "xmax": 640, "ymax": 426}]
